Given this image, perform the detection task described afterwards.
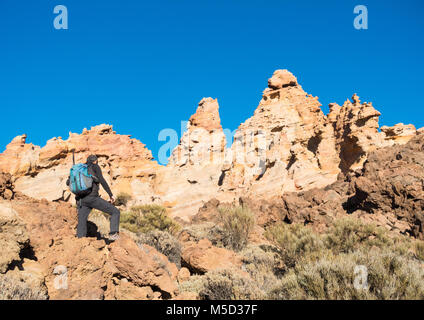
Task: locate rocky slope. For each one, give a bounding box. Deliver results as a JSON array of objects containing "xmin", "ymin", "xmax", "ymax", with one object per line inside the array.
[{"xmin": 0, "ymin": 173, "xmax": 181, "ymax": 299}]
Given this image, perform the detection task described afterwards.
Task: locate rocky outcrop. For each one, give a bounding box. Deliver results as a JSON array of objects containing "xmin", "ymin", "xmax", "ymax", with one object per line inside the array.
[
  {"xmin": 328, "ymin": 94, "xmax": 391, "ymax": 172},
  {"xmin": 157, "ymin": 98, "xmax": 228, "ymax": 219},
  {"xmin": 181, "ymin": 238, "xmax": 242, "ymax": 273},
  {"xmin": 0, "ymin": 172, "xmax": 15, "ymax": 200},
  {"xmin": 0, "ymin": 70, "xmax": 419, "ymax": 222},
  {"xmin": 0, "ymin": 124, "xmax": 160, "ymax": 203},
  {"xmin": 0, "ymin": 201, "xmax": 29, "ymax": 273},
  {"xmin": 380, "ymin": 123, "xmax": 417, "ymax": 145},
  {"xmin": 168, "ymin": 98, "xmax": 226, "ymax": 167},
  {"xmin": 216, "ymin": 132, "xmax": 424, "ymax": 238},
  {"xmin": 0, "ymin": 179, "xmax": 180, "ymax": 300},
  {"xmin": 0, "ymin": 173, "xmax": 29, "ymax": 274},
  {"xmin": 346, "ymin": 132, "xmax": 424, "ymax": 238},
  {"xmin": 219, "ymin": 69, "xmax": 341, "ymax": 197}
]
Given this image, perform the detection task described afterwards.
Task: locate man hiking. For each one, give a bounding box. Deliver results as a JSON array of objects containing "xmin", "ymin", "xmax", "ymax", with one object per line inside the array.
[{"xmin": 67, "ymin": 155, "xmax": 120, "ymax": 240}]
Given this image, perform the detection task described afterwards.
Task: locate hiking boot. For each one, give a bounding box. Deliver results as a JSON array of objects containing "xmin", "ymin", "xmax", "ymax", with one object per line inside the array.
[{"xmin": 109, "ymin": 232, "xmax": 120, "ymax": 241}]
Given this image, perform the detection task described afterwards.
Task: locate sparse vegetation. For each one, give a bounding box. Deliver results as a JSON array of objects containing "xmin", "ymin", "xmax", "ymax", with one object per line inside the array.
[
  {"xmin": 239, "ymin": 244, "xmax": 282, "ymax": 293},
  {"xmin": 265, "ymin": 222, "xmax": 324, "ymax": 271},
  {"xmin": 137, "ymin": 230, "xmax": 182, "ymax": 268},
  {"xmin": 178, "ymin": 275, "xmax": 206, "ymax": 296},
  {"xmin": 324, "ymin": 217, "xmax": 394, "ymax": 253},
  {"xmin": 414, "ymin": 240, "xmax": 424, "ymax": 261},
  {"xmin": 269, "ymin": 248, "xmax": 424, "ymax": 300},
  {"xmin": 199, "ymin": 268, "xmax": 265, "ymax": 300},
  {"xmin": 218, "ymin": 205, "xmax": 255, "ymax": 251},
  {"xmin": 115, "ymin": 192, "xmax": 132, "ymax": 207},
  {"xmin": 0, "ymin": 274, "xmax": 47, "ymax": 300},
  {"xmin": 263, "ymin": 217, "xmax": 424, "ymax": 300},
  {"xmin": 179, "ymin": 222, "xmax": 226, "ymax": 247},
  {"xmin": 120, "ymin": 204, "xmax": 180, "ymax": 234}
]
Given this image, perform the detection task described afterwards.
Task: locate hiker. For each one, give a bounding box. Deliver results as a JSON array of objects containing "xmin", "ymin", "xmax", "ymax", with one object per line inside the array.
[{"xmin": 67, "ymin": 155, "xmax": 120, "ymax": 240}]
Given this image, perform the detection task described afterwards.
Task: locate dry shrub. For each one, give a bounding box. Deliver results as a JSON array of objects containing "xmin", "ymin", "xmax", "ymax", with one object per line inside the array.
[
  {"xmin": 324, "ymin": 217, "xmax": 394, "ymax": 253},
  {"xmin": 414, "ymin": 240, "xmax": 424, "ymax": 261},
  {"xmin": 199, "ymin": 269, "xmax": 264, "ymax": 300},
  {"xmin": 265, "ymin": 222, "xmax": 324, "ymax": 270},
  {"xmin": 137, "ymin": 230, "xmax": 182, "ymax": 268},
  {"xmin": 115, "ymin": 192, "xmax": 132, "ymax": 207},
  {"xmin": 178, "ymin": 275, "xmax": 206, "ymax": 296},
  {"xmin": 239, "ymin": 244, "xmax": 282, "ymax": 294},
  {"xmin": 120, "ymin": 205, "xmax": 180, "ymax": 235},
  {"xmin": 218, "ymin": 206, "xmax": 255, "ymax": 251},
  {"xmin": 179, "ymin": 222, "xmax": 226, "ymax": 247},
  {"xmin": 265, "ymin": 217, "xmax": 424, "ymax": 300},
  {"xmin": 0, "ymin": 274, "xmax": 47, "ymax": 300},
  {"xmin": 270, "ymin": 248, "xmax": 424, "ymax": 300}
]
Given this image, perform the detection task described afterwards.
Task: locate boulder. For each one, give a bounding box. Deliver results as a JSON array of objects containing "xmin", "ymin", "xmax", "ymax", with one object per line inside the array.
[
  {"xmin": 0, "ymin": 201, "xmax": 29, "ymax": 273},
  {"xmin": 181, "ymin": 238, "xmax": 241, "ymax": 273}
]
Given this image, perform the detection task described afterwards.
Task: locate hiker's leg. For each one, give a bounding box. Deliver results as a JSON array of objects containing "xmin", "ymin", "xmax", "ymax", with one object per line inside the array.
[
  {"xmin": 90, "ymin": 197, "xmax": 120, "ymax": 234},
  {"xmin": 77, "ymin": 202, "xmax": 92, "ymax": 238}
]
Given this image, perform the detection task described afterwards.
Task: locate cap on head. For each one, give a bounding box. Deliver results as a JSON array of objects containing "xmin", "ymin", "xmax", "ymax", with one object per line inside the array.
[{"xmin": 87, "ymin": 155, "xmax": 98, "ymax": 164}]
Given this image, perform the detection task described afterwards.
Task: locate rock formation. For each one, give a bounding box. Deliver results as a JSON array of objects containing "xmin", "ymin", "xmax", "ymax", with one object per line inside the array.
[
  {"xmin": 0, "ymin": 69, "xmax": 419, "ymax": 222},
  {"xmin": 0, "ymin": 69, "xmax": 423, "ymax": 300},
  {"xmin": 219, "ymin": 69, "xmax": 340, "ymax": 198},
  {"xmin": 0, "ymin": 124, "xmax": 160, "ymax": 204},
  {"xmin": 156, "ymin": 98, "xmax": 228, "ymax": 218}
]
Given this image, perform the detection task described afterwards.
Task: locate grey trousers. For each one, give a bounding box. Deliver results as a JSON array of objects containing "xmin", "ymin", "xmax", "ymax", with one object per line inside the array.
[{"xmin": 77, "ymin": 196, "xmax": 120, "ymax": 238}]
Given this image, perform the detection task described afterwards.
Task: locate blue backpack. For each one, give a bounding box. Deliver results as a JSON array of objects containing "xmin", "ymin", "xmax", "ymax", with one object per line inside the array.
[{"xmin": 69, "ymin": 153, "xmax": 94, "ymax": 197}]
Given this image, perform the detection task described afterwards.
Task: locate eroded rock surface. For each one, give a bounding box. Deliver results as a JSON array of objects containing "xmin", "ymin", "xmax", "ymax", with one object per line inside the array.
[{"xmin": 0, "ymin": 70, "xmax": 419, "ymax": 222}]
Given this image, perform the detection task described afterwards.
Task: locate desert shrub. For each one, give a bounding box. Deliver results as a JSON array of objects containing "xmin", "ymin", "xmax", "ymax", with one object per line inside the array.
[
  {"xmin": 115, "ymin": 192, "xmax": 132, "ymax": 207},
  {"xmin": 324, "ymin": 217, "xmax": 393, "ymax": 253},
  {"xmin": 199, "ymin": 269, "xmax": 264, "ymax": 300},
  {"xmin": 269, "ymin": 248, "xmax": 424, "ymax": 300},
  {"xmin": 414, "ymin": 240, "xmax": 424, "ymax": 261},
  {"xmin": 137, "ymin": 230, "xmax": 182, "ymax": 268},
  {"xmin": 178, "ymin": 275, "xmax": 206, "ymax": 295},
  {"xmin": 179, "ymin": 222, "xmax": 226, "ymax": 247},
  {"xmin": 218, "ymin": 205, "xmax": 255, "ymax": 251},
  {"xmin": 265, "ymin": 222, "xmax": 325, "ymax": 270},
  {"xmin": 0, "ymin": 274, "xmax": 47, "ymax": 300},
  {"xmin": 120, "ymin": 205, "xmax": 180, "ymax": 234},
  {"xmin": 239, "ymin": 244, "xmax": 282, "ymax": 295}
]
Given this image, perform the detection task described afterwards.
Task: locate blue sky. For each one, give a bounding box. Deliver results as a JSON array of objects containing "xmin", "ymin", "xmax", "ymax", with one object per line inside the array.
[{"xmin": 0, "ymin": 0, "xmax": 423, "ymax": 163}]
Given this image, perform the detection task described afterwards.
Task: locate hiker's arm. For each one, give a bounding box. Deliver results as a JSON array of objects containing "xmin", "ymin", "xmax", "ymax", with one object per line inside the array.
[
  {"xmin": 66, "ymin": 177, "xmax": 69, "ymax": 186},
  {"xmin": 93, "ymin": 165, "xmax": 113, "ymax": 198}
]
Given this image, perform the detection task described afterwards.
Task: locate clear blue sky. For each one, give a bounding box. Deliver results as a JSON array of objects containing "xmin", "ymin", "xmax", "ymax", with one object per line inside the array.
[{"xmin": 1, "ymin": 0, "xmax": 423, "ymax": 163}]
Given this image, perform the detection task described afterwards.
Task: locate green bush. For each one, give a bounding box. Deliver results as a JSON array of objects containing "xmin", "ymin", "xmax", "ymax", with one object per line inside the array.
[
  {"xmin": 120, "ymin": 204, "xmax": 180, "ymax": 234},
  {"xmin": 137, "ymin": 230, "xmax": 182, "ymax": 268},
  {"xmin": 218, "ymin": 205, "xmax": 255, "ymax": 251},
  {"xmin": 0, "ymin": 274, "xmax": 47, "ymax": 300},
  {"xmin": 115, "ymin": 192, "xmax": 132, "ymax": 206}
]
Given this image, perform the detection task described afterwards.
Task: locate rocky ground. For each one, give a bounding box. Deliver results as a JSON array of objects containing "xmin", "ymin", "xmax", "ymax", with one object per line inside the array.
[{"xmin": 0, "ymin": 69, "xmax": 423, "ymax": 300}]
